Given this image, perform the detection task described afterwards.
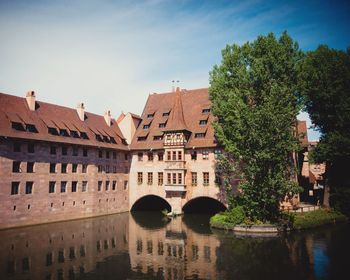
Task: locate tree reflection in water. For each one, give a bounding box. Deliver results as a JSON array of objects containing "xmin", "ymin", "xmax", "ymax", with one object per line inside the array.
[{"xmin": 0, "ymin": 213, "xmax": 348, "ymax": 280}]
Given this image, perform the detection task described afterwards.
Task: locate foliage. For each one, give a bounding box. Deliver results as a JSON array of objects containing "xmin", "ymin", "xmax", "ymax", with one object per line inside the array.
[
  {"xmin": 298, "ymin": 45, "xmax": 350, "ymax": 211},
  {"xmin": 292, "ymin": 208, "xmax": 348, "ymax": 230},
  {"xmin": 210, "ymin": 206, "xmax": 246, "ymax": 228},
  {"xmin": 209, "ymin": 32, "xmax": 303, "ymax": 222}
]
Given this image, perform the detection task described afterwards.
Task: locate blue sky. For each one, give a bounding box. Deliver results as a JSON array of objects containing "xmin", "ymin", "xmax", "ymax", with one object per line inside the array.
[{"xmin": 1, "ymin": 0, "xmax": 349, "ymax": 140}]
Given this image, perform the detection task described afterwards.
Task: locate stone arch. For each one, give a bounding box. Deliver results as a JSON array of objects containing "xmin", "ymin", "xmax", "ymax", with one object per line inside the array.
[
  {"xmin": 182, "ymin": 196, "xmax": 226, "ymax": 214},
  {"xmin": 131, "ymin": 195, "xmax": 172, "ymax": 212}
]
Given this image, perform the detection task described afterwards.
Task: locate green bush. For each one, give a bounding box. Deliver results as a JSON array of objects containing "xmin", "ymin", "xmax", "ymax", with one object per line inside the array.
[
  {"xmin": 330, "ymin": 189, "xmax": 350, "ymax": 217},
  {"xmin": 293, "ymin": 208, "xmax": 348, "ymax": 230},
  {"xmin": 210, "ymin": 206, "xmax": 246, "ymax": 229}
]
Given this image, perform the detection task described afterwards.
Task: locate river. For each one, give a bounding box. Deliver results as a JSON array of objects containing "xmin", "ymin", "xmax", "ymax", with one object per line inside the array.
[{"xmin": 0, "ymin": 212, "xmax": 349, "ymax": 280}]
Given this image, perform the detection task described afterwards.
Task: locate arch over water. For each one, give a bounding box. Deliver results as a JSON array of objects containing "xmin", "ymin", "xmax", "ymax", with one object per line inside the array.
[
  {"xmin": 131, "ymin": 195, "xmax": 172, "ymax": 212},
  {"xmin": 182, "ymin": 196, "xmax": 226, "ymax": 214}
]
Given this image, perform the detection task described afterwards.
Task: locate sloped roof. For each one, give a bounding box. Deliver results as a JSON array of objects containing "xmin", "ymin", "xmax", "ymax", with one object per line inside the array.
[
  {"xmin": 297, "ymin": 120, "xmax": 309, "ymax": 147},
  {"xmin": 0, "ymin": 92, "xmax": 128, "ymax": 150},
  {"xmin": 130, "ymin": 88, "xmax": 216, "ymax": 150}
]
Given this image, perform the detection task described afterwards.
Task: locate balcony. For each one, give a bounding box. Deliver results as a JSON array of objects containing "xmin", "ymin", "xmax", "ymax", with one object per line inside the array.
[
  {"xmin": 164, "ymin": 160, "xmax": 186, "ymax": 170},
  {"xmin": 164, "ymin": 184, "xmax": 186, "ymax": 192}
]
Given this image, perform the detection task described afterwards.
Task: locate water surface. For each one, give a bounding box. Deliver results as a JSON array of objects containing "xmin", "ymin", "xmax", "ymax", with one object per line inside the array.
[{"xmin": 0, "ymin": 212, "xmax": 349, "ymax": 279}]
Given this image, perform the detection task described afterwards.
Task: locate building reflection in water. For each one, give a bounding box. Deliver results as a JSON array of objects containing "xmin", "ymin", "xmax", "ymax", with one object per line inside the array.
[{"xmin": 1, "ymin": 212, "xmax": 346, "ymax": 280}]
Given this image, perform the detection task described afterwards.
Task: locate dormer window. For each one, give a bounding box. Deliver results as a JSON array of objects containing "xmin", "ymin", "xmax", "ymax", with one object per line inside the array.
[
  {"xmin": 153, "ymin": 135, "xmax": 163, "ymax": 141},
  {"xmin": 26, "ymin": 124, "xmax": 38, "ymax": 133},
  {"xmin": 138, "ymin": 136, "xmax": 147, "ymax": 141},
  {"xmin": 195, "ymin": 133, "xmax": 205, "ymax": 138},
  {"xmin": 103, "ymin": 135, "xmax": 111, "ymax": 143},
  {"xmin": 202, "ymin": 108, "xmax": 210, "ymax": 113},
  {"xmin": 96, "ymin": 134, "xmax": 103, "ymax": 142},
  {"xmin": 147, "ymin": 113, "xmax": 154, "ymax": 118},
  {"xmin": 59, "ymin": 129, "xmax": 69, "ymax": 137},
  {"xmin": 143, "ymin": 124, "xmax": 150, "ymax": 129},
  {"xmin": 80, "ymin": 132, "xmax": 89, "ymax": 139},
  {"xmin": 159, "ymin": 123, "xmax": 166, "ymax": 128},
  {"xmin": 48, "ymin": 127, "xmax": 59, "ymax": 135},
  {"xmin": 199, "ymin": 120, "xmax": 208, "ymax": 125},
  {"xmin": 70, "ymin": 130, "xmax": 80, "ymax": 138},
  {"xmin": 11, "ymin": 122, "xmax": 25, "ymax": 131},
  {"xmin": 110, "ymin": 137, "xmax": 117, "ymax": 144},
  {"xmin": 162, "ymin": 111, "xmax": 170, "ymax": 117}
]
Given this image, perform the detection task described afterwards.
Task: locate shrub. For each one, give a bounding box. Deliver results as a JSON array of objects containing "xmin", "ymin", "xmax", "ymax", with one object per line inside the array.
[{"xmin": 210, "ymin": 206, "xmax": 246, "ymax": 229}]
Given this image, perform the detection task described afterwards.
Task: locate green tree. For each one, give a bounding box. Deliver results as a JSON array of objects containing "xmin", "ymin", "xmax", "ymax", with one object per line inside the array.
[
  {"xmin": 299, "ymin": 45, "xmax": 350, "ymax": 214},
  {"xmin": 210, "ymin": 32, "xmax": 303, "ymax": 222}
]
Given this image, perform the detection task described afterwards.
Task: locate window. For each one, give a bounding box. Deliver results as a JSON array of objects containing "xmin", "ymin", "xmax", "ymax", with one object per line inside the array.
[
  {"xmin": 147, "ymin": 172, "xmax": 153, "ymax": 185},
  {"xmin": 28, "ymin": 143, "xmax": 35, "ymax": 153},
  {"xmin": 12, "ymin": 161, "xmax": 21, "ymax": 173},
  {"xmin": 191, "ymin": 151, "xmax": 197, "ymax": 160},
  {"xmin": 167, "ymin": 173, "xmax": 171, "ymax": 184},
  {"xmin": 113, "ymin": 166, "xmax": 117, "ymax": 173},
  {"xmin": 105, "ymin": 181, "xmax": 110, "ymax": 191},
  {"xmin": 178, "ymin": 151, "xmax": 182, "ymax": 161},
  {"xmin": 82, "ymin": 181, "xmax": 87, "ymax": 192},
  {"xmin": 138, "ymin": 136, "xmax": 147, "ymax": 141},
  {"xmin": 124, "ymin": 153, "xmax": 128, "ymax": 160},
  {"xmin": 48, "ymin": 127, "xmax": 58, "ymax": 135},
  {"xmin": 72, "ymin": 164, "xmax": 78, "ymax": 173},
  {"xmin": 50, "ymin": 146, "xmax": 56, "ymax": 155},
  {"xmin": 98, "ymin": 181, "xmax": 102, "ymax": 191},
  {"xmin": 172, "ymin": 151, "xmax": 176, "ymax": 161},
  {"xmin": 167, "ymin": 151, "xmax": 171, "ymax": 161},
  {"xmin": 162, "ymin": 111, "xmax": 170, "ymax": 116},
  {"xmin": 72, "ymin": 147, "xmax": 78, "ymax": 156},
  {"xmin": 199, "ymin": 120, "xmax": 208, "ymax": 125},
  {"xmin": 81, "ymin": 132, "xmax": 89, "ymax": 139},
  {"xmin": 98, "ymin": 165, "xmax": 103, "ymax": 173},
  {"xmin": 112, "ymin": 181, "xmax": 117, "ymax": 190},
  {"xmin": 195, "ymin": 133, "xmax": 205, "ymax": 138},
  {"xmin": 138, "ymin": 172, "xmax": 143, "ymax": 185},
  {"xmin": 12, "ymin": 122, "xmax": 25, "ymax": 131},
  {"xmin": 59, "ymin": 129, "xmax": 69, "ymax": 137},
  {"xmin": 215, "ymin": 173, "xmax": 222, "ymax": 185},
  {"xmin": 147, "ymin": 113, "xmax": 154, "ymax": 118},
  {"xmin": 106, "ymin": 151, "xmax": 110, "ymax": 159},
  {"xmin": 62, "ymin": 146, "xmax": 67, "ymax": 155},
  {"xmin": 214, "ymin": 149, "xmax": 222, "ymax": 159},
  {"xmin": 138, "ymin": 152, "xmax": 143, "ymax": 161},
  {"xmin": 26, "ymin": 124, "xmax": 38, "ymax": 133},
  {"xmin": 172, "ymin": 173, "xmax": 176, "ymax": 184},
  {"xmin": 11, "ymin": 182, "xmax": 20, "ymax": 195},
  {"xmin": 113, "ymin": 151, "xmax": 116, "ymax": 159},
  {"xmin": 14, "ymin": 142, "xmax": 21, "ymax": 152},
  {"xmin": 49, "ymin": 181, "xmax": 55, "ymax": 193},
  {"xmin": 61, "ymin": 181, "xmax": 67, "ymax": 193},
  {"xmin": 203, "ymin": 172, "xmax": 209, "ymax": 186},
  {"xmin": 178, "ymin": 173, "xmax": 182, "ymax": 184},
  {"xmin": 148, "ymin": 152, "xmax": 153, "ymax": 161},
  {"xmin": 83, "ymin": 148, "xmax": 88, "ymax": 157},
  {"xmin": 157, "ymin": 152, "xmax": 164, "ymax": 161},
  {"xmin": 191, "ymin": 172, "xmax": 197, "ymax": 186},
  {"xmin": 124, "ymin": 180, "xmax": 128, "ymax": 190},
  {"xmin": 82, "ymin": 164, "xmax": 87, "ymax": 173},
  {"xmin": 143, "ymin": 124, "xmax": 150, "ymax": 129},
  {"xmin": 71, "ymin": 181, "xmax": 77, "ymax": 192},
  {"xmin": 159, "ymin": 123, "xmax": 166, "ymax": 128},
  {"xmin": 98, "ymin": 150, "xmax": 103, "ymax": 158},
  {"xmin": 105, "ymin": 165, "xmax": 110, "ymax": 173},
  {"xmin": 26, "ymin": 181, "xmax": 33, "ymax": 194},
  {"xmin": 27, "ymin": 162, "xmax": 34, "ymax": 173},
  {"xmin": 202, "ymin": 108, "xmax": 210, "ymax": 113},
  {"xmin": 70, "ymin": 130, "xmax": 79, "ymax": 138},
  {"xmin": 153, "ymin": 135, "xmax": 163, "ymax": 140},
  {"xmin": 158, "ymin": 172, "xmax": 163, "ymax": 186},
  {"xmin": 49, "ymin": 163, "xmax": 56, "ymax": 173},
  {"xmin": 202, "ymin": 150, "xmax": 209, "ymax": 160},
  {"xmin": 61, "ymin": 163, "xmax": 67, "ymax": 173}
]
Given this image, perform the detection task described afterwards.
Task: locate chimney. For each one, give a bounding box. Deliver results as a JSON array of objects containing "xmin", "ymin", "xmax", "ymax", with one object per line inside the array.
[
  {"xmin": 26, "ymin": 91, "xmax": 36, "ymax": 111},
  {"xmin": 76, "ymin": 103, "xmax": 85, "ymax": 121},
  {"xmin": 104, "ymin": 110, "xmax": 111, "ymax": 126}
]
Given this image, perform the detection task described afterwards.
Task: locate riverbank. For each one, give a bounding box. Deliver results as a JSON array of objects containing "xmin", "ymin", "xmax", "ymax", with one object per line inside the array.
[{"xmin": 210, "ymin": 208, "xmax": 348, "ymax": 233}]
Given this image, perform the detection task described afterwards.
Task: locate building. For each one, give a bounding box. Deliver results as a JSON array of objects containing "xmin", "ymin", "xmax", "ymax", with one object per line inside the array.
[
  {"xmin": 0, "ymin": 91, "xmax": 130, "ymax": 229},
  {"xmin": 0, "ymin": 88, "xmax": 309, "ymax": 229}
]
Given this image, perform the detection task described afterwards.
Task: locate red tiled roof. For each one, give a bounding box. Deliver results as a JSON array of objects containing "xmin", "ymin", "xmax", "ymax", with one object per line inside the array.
[
  {"xmin": 130, "ymin": 88, "xmax": 217, "ymax": 150},
  {"xmin": 0, "ymin": 92, "xmax": 128, "ymax": 150}
]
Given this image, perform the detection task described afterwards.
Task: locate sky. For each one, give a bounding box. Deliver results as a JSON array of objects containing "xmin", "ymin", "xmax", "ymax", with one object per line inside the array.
[{"xmin": 1, "ymin": 0, "xmax": 349, "ymax": 141}]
